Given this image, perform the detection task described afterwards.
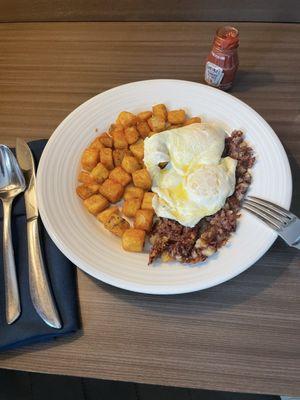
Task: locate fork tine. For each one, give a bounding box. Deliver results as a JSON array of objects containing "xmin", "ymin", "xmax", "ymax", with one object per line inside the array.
[
  {"xmin": 248, "ymin": 196, "xmax": 293, "ymax": 219},
  {"xmin": 244, "ymin": 199, "xmax": 290, "ymax": 225},
  {"xmin": 243, "ymin": 204, "xmax": 282, "ymax": 231}
]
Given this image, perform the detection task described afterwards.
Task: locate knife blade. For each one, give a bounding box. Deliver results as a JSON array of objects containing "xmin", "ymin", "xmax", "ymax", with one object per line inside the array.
[
  {"xmin": 16, "ymin": 138, "xmax": 62, "ymax": 329},
  {"xmin": 15, "ymin": 138, "xmax": 38, "ymax": 220}
]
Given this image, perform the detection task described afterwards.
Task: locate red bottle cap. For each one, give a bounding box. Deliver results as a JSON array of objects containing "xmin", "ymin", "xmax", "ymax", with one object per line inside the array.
[{"xmin": 213, "ymin": 26, "xmax": 239, "ymax": 51}]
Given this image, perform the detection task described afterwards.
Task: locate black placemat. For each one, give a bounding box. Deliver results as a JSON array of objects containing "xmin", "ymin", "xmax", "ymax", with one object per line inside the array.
[{"xmin": 0, "ymin": 140, "xmax": 80, "ymax": 351}]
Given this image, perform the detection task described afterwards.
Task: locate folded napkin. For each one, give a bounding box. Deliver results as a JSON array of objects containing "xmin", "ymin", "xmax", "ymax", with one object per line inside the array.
[{"xmin": 0, "ymin": 140, "xmax": 80, "ymax": 351}]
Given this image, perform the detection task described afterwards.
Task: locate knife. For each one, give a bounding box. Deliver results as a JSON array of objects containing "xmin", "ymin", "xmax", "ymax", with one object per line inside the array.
[{"xmin": 16, "ymin": 138, "xmax": 62, "ymax": 329}]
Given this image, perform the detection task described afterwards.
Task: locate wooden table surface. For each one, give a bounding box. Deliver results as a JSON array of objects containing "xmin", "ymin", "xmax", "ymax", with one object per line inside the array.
[{"xmin": 0, "ymin": 22, "xmax": 299, "ymax": 397}]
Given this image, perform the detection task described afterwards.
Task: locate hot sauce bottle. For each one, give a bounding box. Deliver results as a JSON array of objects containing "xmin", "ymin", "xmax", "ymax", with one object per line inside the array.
[{"xmin": 204, "ymin": 26, "xmax": 239, "ymax": 90}]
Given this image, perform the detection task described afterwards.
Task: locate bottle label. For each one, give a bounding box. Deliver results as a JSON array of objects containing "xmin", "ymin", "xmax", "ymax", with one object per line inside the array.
[{"xmin": 205, "ymin": 61, "xmax": 224, "ymax": 87}]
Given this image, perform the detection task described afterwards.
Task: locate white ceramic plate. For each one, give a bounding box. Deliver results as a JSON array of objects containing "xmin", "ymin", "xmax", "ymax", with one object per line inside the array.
[{"xmin": 37, "ymin": 79, "xmax": 292, "ymax": 295}]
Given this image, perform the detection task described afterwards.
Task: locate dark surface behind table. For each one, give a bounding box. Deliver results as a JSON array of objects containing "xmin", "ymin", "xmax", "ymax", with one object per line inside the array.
[
  {"xmin": 0, "ymin": 0, "xmax": 299, "ymax": 22},
  {"xmin": 0, "ymin": 369, "xmax": 280, "ymax": 400}
]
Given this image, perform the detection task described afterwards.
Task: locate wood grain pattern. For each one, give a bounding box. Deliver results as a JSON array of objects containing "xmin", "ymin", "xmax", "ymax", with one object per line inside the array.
[
  {"xmin": 0, "ymin": 22, "xmax": 299, "ymax": 397},
  {"xmin": 0, "ymin": 0, "xmax": 299, "ymax": 23}
]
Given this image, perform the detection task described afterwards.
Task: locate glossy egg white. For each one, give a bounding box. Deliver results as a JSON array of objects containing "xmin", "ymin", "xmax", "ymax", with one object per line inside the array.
[{"xmin": 144, "ymin": 123, "xmax": 237, "ymax": 227}]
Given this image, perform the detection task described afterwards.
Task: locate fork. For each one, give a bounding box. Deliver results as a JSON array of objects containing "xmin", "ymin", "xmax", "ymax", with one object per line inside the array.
[{"xmin": 243, "ymin": 196, "xmax": 300, "ymax": 250}]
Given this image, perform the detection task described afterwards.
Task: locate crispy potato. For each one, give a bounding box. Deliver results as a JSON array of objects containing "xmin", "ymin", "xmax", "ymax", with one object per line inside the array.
[
  {"xmin": 184, "ymin": 116, "xmax": 202, "ymax": 125},
  {"xmin": 136, "ymin": 121, "xmax": 151, "ymax": 138},
  {"xmin": 137, "ymin": 111, "xmax": 152, "ymax": 121},
  {"xmin": 166, "ymin": 124, "xmax": 182, "ymax": 130},
  {"xmin": 148, "ymin": 131, "xmax": 157, "ymax": 137},
  {"xmin": 83, "ymin": 194, "xmax": 109, "ymax": 215},
  {"xmin": 129, "ymin": 139, "xmax": 144, "ymax": 160},
  {"xmin": 167, "ymin": 109, "xmax": 186, "ymax": 124},
  {"xmin": 124, "ymin": 149, "xmax": 133, "ymax": 157},
  {"xmin": 134, "ymin": 209, "xmax": 154, "ymax": 231},
  {"xmin": 113, "ymin": 149, "xmax": 126, "ymax": 167},
  {"xmin": 99, "ymin": 178, "xmax": 124, "ymax": 203},
  {"xmin": 132, "ymin": 169, "xmax": 152, "ymax": 190},
  {"xmin": 109, "ymin": 123, "xmax": 123, "ymax": 133},
  {"xmin": 76, "ymin": 184, "xmax": 100, "ymax": 200},
  {"xmin": 122, "ymin": 228, "xmax": 146, "ymax": 252},
  {"xmin": 161, "ymin": 251, "xmax": 172, "ymax": 262},
  {"xmin": 78, "ymin": 171, "xmax": 96, "ymax": 184},
  {"xmin": 121, "ymin": 155, "xmax": 141, "ymax": 174},
  {"xmin": 148, "ymin": 115, "xmax": 166, "ymax": 132},
  {"xmin": 81, "ymin": 148, "xmax": 99, "ymax": 171},
  {"xmin": 90, "ymin": 162, "xmax": 109, "ymax": 184},
  {"xmin": 117, "ymin": 111, "xmax": 137, "ymax": 128},
  {"xmin": 124, "ymin": 126, "xmax": 139, "ymax": 144},
  {"xmin": 104, "ymin": 214, "xmax": 130, "ymax": 237},
  {"xmin": 99, "ymin": 132, "xmax": 113, "ymax": 148},
  {"xmin": 97, "ymin": 206, "xmax": 119, "ymax": 224},
  {"xmin": 202, "ymin": 246, "xmax": 216, "ymax": 257},
  {"xmin": 89, "ymin": 136, "xmax": 104, "ymax": 151},
  {"xmin": 152, "ymin": 104, "xmax": 167, "ymax": 121},
  {"xmin": 141, "ymin": 192, "xmax": 155, "ymax": 210},
  {"xmin": 112, "ymin": 129, "xmax": 128, "ymax": 149},
  {"xmin": 109, "ymin": 166, "xmax": 132, "ymax": 186},
  {"xmin": 124, "ymin": 186, "xmax": 144, "ymax": 201},
  {"xmin": 122, "ymin": 198, "xmax": 142, "ymax": 218},
  {"xmin": 100, "ymin": 148, "xmax": 114, "ymax": 170}
]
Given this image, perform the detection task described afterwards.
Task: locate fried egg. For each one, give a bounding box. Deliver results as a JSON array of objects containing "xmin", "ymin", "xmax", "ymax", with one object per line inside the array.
[{"xmin": 144, "ymin": 123, "xmax": 237, "ymax": 227}]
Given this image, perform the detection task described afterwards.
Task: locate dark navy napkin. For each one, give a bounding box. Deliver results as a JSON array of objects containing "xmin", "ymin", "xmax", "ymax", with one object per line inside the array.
[{"xmin": 0, "ymin": 140, "xmax": 79, "ymax": 351}]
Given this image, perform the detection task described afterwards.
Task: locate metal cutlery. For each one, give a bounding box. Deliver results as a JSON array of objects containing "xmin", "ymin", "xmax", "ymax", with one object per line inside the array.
[
  {"xmin": 243, "ymin": 196, "xmax": 300, "ymax": 249},
  {"xmin": 0, "ymin": 145, "xmax": 26, "ymax": 324},
  {"xmin": 16, "ymin": 139, "xmax": 62, "ymax": 329}
]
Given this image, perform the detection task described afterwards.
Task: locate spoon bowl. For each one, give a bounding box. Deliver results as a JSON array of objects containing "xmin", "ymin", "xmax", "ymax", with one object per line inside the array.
[{"xmin": 0, "ymin": 145, "xmax": 26, "ymax": 199}]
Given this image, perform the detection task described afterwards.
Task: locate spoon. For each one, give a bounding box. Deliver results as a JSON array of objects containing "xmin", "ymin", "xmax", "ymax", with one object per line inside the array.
[{"xmin": 0, "ymin": 145, "xmax": 26, "ymax": 324}]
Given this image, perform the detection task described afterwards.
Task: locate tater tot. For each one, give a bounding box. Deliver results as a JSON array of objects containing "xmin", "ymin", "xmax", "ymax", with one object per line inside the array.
[
  {"xmin": 122, "ymin": 198, "xmax": 142, "ymax": 218},
  {"xmin": 121, "ymin": 155, "xmax": 141, "ymax": 174},
  {"xmin": 137, "ymin": 111, "xmax": 152, "ymax": 121},
  {"xmin": 167, "ymin": 109, "xmax": 186, "ymax": 125},
  {"xmin": 129, "ymin": 139, "xmax": 144, "ymax": 160},
  {"xmin": 99, "ymin": 178, "xmax": 124, "ymax": 203},
  {"xmin": 109, "ymin": 123, "xmax": 123, "ymax": 133},
  {"xmin": 148, "ymin": 115, "xmax": 166, "ymax": 132},
  {"xmin": 104, "ymin": 214, "xmax": 130, "ymax": 237},
  {"xmin": 83, "ymin": 194, "xmax": 109, "ymax": 215},
  {"xmin": 81, "ymin": 148, "xmax": 99, "ymax": 171},
  {"xmin": 99, "ymin": 132, "xmax": 113, "ymax": 148},
  {"xmin": 90, "ymin": 162, "xmax": 109, "ymax": 184},
  {"xmin": 97, "ymin": 206, "xmax": 119, "ymax": 224},
  {"xmin": 124, "ymin": 126, "xmax": 140, "ymax": 144},
  {"xmin": 136, "ymin": 121, "xmax": 151, "ymax": 138},
  {"xmin": 141, "ymin": 192, "xmax": 155, "ymax": 210},
  {"xmin": 184, "ymin": 117, "xmax": 202, "ymax": 125},
  {"xmin": 113, "ymin": 149, "xmax": 126, "ymax": 166},
  {"xmin": 78, "ymin": 171, "xmax": 96, "ymax": 184},
  {"xmin": 152, "ymin": 104, "xmax": 167, "ymax": 121},
  {"xmin": 132, "ymin": 169, "xmax": 152, "ymax": 190},
  {"xmin": 117, "ymin": 111, "xmax": 137, "ymax": 128},
  {"xmin": 76, "ymin": 184, "xmax": 100, "ymax": 200},
  {"xmin": 122, "ymin": 228, "xmax": 146, "ymax": 252},
  {"xmin": 124, "ymin": 186, "xmax": 144, "ymax": 201},
  {"xmin": 134, "ymin": 209, "xmax": 154, "ymax": 231},
  {"xmin": 100, "ymin": 148, "xmax": 114, "ymax": 170},
  {"xmin": 109, "ymin": 166, "xmax": 132, "ymax": 187},
  {"xmin": 90, "ymin": 136, "xmax": 104, "ymax": 151},
  {"xmin": 112, "ymin": 129, "xmax": 128, "ymax": 149}
]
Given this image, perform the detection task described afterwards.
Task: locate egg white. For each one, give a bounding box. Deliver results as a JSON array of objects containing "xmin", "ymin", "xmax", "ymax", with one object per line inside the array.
[{"xmin": 144, "ymin": 123, "xmax": 237, "ymax": 227}]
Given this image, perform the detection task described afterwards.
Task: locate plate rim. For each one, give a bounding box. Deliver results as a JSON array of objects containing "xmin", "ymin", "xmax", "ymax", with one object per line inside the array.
[{"xmin": 37, "ymin": 79, "xmax": 293, "ymax": 295}]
